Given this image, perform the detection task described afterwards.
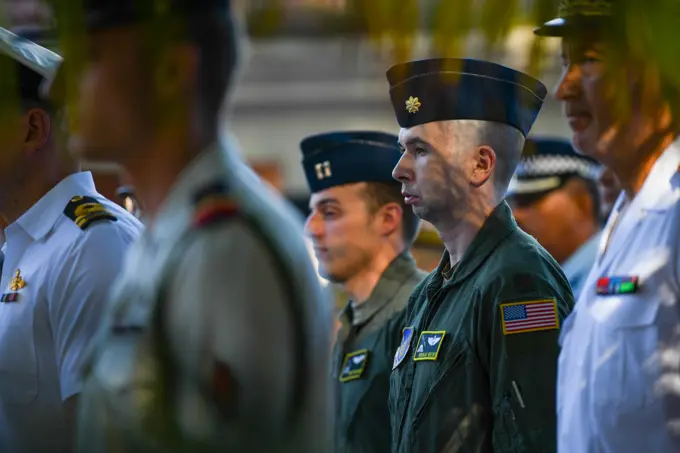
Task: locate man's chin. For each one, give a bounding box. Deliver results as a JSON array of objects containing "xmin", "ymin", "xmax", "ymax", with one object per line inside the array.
[{"xmin": 318, "ymin": 266, "xmax": 346, "ymax": 284}]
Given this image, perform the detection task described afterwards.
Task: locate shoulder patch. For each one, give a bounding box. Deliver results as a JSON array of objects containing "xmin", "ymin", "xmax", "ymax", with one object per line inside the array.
[
  {"xmin": 64, "ymin": 195, "xmax": 118, "ymax": 231},
  {"xmin": 191, "ymin": 181, "xmax": 239, "ymax": 228},
  {"xmin": 500, "ymin": 299, "xmax": 559, "ymax": 335}
]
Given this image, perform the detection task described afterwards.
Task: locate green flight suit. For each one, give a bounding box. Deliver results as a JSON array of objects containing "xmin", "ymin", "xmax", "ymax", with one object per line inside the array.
[
  {"xmin": 333, "ymin": 252, "xmax": 427, "ymax": 453},
  {"xmin": 389, "ymin": 202, "xmax": 574, "ymax": 453}
]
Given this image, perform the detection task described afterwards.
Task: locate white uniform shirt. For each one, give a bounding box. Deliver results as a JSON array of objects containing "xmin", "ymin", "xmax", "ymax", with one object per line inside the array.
[
  {"xmin": 557, "ymin": 140, "xmax": 680, "ymax": 452},
  {"xmin": 0, "ymin": 172, "xmax": 143, "ymax": 453}
]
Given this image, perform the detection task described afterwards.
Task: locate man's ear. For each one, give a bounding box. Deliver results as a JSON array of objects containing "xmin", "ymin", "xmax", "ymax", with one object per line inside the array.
[
  {"xmin": 471, "ymin": 145, "xmax": 495, "ymax": 187},
  {"xmin": 375, "ymin": 202, "xmax": 402, "ymax": 237},
  {"xmin": 23, "ymin": 107, "xmax": 51, "ymax": 156}
]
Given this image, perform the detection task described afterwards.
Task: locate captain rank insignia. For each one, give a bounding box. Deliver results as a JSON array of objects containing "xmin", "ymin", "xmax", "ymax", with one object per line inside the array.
[{"xmin": 314, "ymin": 161, "xmax": 332, "ymax": 180}]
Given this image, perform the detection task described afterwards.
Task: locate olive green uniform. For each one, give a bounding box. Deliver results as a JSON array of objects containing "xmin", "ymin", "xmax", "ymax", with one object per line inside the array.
[
  {"xmin": 389, "ymin": 202, "xmax": 574, "ymax": 453},
  {"xmin": 333, "ymin": 252, "xmax": 426, "ymax": 453}
]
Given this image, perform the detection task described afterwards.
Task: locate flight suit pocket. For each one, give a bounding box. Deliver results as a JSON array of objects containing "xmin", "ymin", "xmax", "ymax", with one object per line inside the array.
[
  {"xmin": 410, "ymin": 336, "xmax": 472, "ymax": 443},
  {"xmin": 0, "ymin": 322, "xmax": 38, "ymax": 404},
  {"xmin": 589, "ymin": 293, "xmax": 660, "ymax": 427}
]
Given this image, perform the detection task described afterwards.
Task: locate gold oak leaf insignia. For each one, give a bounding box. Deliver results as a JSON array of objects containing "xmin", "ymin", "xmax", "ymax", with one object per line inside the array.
[{"xmin": 405, "ymin": 96, "xmax": 421, "ymax": 114}]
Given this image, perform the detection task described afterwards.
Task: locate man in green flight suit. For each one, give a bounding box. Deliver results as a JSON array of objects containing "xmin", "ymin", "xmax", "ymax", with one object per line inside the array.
[
  {"xmin": 387, "ymin": 58, "xmax": 575, "ymax": 452},
  {"xmin": 301, "ymin": 131, "xmax": 427, "ymax": 453}
]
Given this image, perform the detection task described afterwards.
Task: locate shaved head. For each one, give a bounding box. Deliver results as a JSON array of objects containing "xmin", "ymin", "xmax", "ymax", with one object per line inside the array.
[{"xmin": 442, "ymin": 120, "xmax": 526, "ymax": 196}]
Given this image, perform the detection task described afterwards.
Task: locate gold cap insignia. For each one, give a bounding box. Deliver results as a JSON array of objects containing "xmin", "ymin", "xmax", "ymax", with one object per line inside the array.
[
  {"xmin": 405, "ymin": 96, "xmax": 421, "ymax": 114},
  {"xmin": 9, "ymin": 270, "xmax": 26, "ymax": 291}
]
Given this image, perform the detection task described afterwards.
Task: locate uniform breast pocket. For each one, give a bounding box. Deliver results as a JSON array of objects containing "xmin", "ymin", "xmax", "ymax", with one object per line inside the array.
[
  {"xmin": 0, "ymin": 321, "xmax": 38, "ymax": 404},
  {"xmin": 410, "ymin": 335, "xmax": 472, "ymax": 435},
  {"xmin": 589, "ymin": 293, "xmax": 661, "ymax": 426}
]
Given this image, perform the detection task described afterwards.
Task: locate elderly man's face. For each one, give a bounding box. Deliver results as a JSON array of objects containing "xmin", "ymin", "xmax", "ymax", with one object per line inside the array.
[
  {"xmin": 554, "ymin": 39, "xmax": 616, "ymax": 161},
  {"xmin": 393, "ymin": 121, "xmax": 477, "ymax": 226},
  {"xmin": 554, "ymin": 36, "xmax": 655, "ymax": 168}
]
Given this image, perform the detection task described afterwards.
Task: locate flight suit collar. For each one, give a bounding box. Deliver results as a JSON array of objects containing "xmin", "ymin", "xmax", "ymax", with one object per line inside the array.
[
  {"xmin": 14, "ymin": 171, "xmax": 98, "ymax": 241},
  {"xmin": 433, "ymin": 201, "xmax": 517, "ymax": 288},
  {"xmin": 343, "ymin": 251, "xmax": 418, "ymax": 328}
]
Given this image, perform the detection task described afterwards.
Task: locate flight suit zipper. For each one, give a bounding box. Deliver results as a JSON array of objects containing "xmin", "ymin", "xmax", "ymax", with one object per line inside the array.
[{"xmin": 395, "ymin": 284, "xmax": 448, "ymax": 451}]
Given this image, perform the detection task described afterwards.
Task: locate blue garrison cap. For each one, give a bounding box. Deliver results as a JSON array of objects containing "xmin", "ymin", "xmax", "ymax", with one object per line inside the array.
[
  {"xmin": 301, "ymin": 131, "xmax": 401, "ymax": 193},
  {"xmin": 534, "ymin": 0, "xmax": 614, "ymax": 37},
  {"xmin": 82, "ymin": 0, "xmax": 230, "ymax": 31},
  {"xmin": 386, "ymin": 58, "xmax": 547, "ymax": 136},
  {"xmin": 507, "ymin": 137, "xmax": 601, "ymax": 198}
]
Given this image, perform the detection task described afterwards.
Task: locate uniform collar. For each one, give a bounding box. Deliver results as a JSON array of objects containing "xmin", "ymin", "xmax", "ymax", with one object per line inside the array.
[
  {"xmin": 344, "ymin": 251, "xmax": 419, "ymax": 327},
  {"xmin": 433, "ymin": 201, "xmax": 517, "ymax": 287},
  {"xmin": 633, "ymin": 137, "xmax": 680, "ymax": 211},
  {"xmin": 14, "ymin": 171, "xmax": 97, "ymax": 241}
]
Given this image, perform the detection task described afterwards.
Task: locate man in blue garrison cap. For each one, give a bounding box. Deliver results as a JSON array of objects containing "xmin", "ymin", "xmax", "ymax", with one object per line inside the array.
[
  {"xmin": 387, "ymin": 58, "xmax": 574, "ymax": 453},
  {"xmin": 301, "ymin": 131, "xmax": 427, "ymax": 453},
  {"xmin": 507, "ymin": 136, "xmax": 603, "ymax": 298}
]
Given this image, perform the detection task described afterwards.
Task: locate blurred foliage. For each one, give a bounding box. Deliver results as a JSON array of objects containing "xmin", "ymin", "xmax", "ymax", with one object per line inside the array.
[{"xmin": 1, "ymin": 0, "xmax": 678, "ymax": 130}]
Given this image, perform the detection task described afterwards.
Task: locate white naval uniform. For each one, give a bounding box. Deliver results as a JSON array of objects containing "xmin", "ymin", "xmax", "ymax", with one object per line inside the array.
[
  {"xmin": 557, "ymin": 140, "xmax": 680, "ymax": 452},
  {"xmin": 0, "ymin": 172, "xmax": 143, "ymax": 453},
  {"xmin": 77, "ymin": 139, "xmax": 332, "ymax": 453}
]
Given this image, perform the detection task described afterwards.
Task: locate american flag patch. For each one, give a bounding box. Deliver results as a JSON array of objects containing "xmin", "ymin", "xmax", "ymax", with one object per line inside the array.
[{"xmin": 500, "ymin": 299, "xmax": 559, "ymax": 335}]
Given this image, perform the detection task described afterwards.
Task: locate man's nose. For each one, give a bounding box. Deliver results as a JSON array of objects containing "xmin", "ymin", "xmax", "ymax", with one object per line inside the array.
[{"xmin": 392, "ymin": 153, "xmax": 414, "ymax": 183}]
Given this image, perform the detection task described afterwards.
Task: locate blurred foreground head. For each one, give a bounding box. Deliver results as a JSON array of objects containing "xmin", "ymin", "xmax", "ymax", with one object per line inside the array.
[
  {"xmin": 506, "ymin": 136, "xmax": 602, "ymax": 264},
  {"xmin": 48, "ymin": 0, "xmax": 241, "ymax": 165},
  {"xmin": 535, "ymin": 0, "xmax": 679, "ymax": 180}
]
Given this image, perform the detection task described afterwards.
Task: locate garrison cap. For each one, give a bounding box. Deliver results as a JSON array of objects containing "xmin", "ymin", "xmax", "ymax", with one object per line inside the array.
[
  {"xmin": 507, "ymin": 136, "xmax": 601, "ymax": 199},
  {"xmin": 0, "ymin": 26, "xmax": 61, "ymax": 100},
  {"xmin": 534, "ymin": 0, "xmax": 614, "ymax": 37},
  {"xmin": 386, "ymin": 58, "xmax": 547, "ymax": 137},
  {"xmin": 82, "ymin": 0, "xmax": 231, "ymax": 31},
  {"xmin": 301, "ymin": 131, "xmax": 401, "ymax": 193}
]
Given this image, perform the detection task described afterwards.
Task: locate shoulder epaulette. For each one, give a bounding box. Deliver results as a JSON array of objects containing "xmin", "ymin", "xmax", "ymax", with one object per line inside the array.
[
  {"xmin": 191, "ymin": 181, "xmax": 239, "ymax": 228},
  {"xmin": 64, "ymin": 195, "xmax": 118, "ymax": 231}
]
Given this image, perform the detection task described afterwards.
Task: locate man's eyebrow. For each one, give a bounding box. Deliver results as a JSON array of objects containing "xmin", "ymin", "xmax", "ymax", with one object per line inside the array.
[
  {"xmin": 309, "ymin": 198, "xmax": 339, "ymax": 211},
  {"xmin": 400, "ymin": 136, "xmax": 432, "ymax": 148}
]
